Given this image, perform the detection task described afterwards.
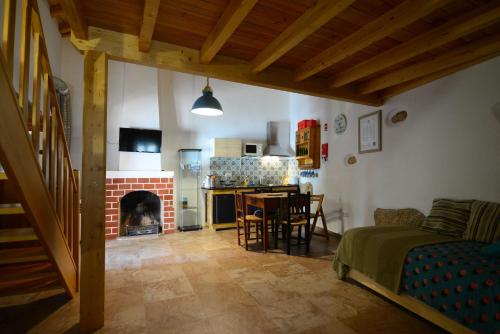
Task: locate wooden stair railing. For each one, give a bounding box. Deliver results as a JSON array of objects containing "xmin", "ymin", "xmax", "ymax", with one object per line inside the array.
[{"xmin": 0, "ymin": 0, "xmax": 79, "ymax": 297}]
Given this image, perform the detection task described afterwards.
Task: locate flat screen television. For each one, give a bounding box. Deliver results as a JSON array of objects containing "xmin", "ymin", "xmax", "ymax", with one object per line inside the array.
[{"xmin": 119, "ymin": 128, "xmax": 161, "ymax": 153}]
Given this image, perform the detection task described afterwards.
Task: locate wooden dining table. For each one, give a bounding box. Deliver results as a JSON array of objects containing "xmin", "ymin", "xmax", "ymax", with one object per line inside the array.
[{"xmin": 244, "ymin": 192, "xmax": 288, "ymax": 252}]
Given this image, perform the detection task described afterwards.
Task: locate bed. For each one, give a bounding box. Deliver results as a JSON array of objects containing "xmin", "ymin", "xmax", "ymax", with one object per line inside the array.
[{"xmin": 334, "ymin": 225, "xmax": 499, "ymax": 334}]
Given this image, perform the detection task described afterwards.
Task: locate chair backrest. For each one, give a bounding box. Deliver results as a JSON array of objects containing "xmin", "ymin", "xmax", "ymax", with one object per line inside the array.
[
  {"xmin": 234, "ymin": 192, "xmax": 244, "ymax": 221},
  {"xmin": 284, "ymin": 191, "xmax": 311, "ymax": 222},
  {"xmin": 311, "ymin": 194, "xmax": 324, "ymax": 217},
  {"xmin": 282, "ymin": 185, "xmax": 300, "ymax": 194}
]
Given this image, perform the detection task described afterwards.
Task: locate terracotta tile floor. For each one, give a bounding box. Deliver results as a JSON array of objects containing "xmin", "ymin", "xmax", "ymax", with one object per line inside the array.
[{"xmin": 0, "ymin": 229, "xmax": 443, "ymax": 334}]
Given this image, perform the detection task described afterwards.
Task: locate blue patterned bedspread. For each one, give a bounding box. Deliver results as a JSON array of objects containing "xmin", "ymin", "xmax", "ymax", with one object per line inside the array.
[{"xmin": 401, "ymin": 241, "xmax": 499, "ymax": 334}]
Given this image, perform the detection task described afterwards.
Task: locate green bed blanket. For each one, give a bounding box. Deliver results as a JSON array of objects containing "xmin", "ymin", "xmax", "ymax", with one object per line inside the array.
[{"xmin": 333, "ymin": 225, "xmax": 457, "ymax": 293}]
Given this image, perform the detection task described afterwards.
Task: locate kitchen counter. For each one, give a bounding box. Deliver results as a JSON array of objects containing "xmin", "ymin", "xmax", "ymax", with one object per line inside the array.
[{"xmin": 202, "ymin": 184, "xmax": 299, "ymax": 230}]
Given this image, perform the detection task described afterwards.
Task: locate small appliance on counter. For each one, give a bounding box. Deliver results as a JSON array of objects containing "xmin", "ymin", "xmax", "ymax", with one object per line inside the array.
[
  {"xmin": 203, "ymin": 174, "xmax": 216, "ymax": 188},
  {"xmin": 243, "ymin": 143, "xmax": 263, "ymax": 156}
]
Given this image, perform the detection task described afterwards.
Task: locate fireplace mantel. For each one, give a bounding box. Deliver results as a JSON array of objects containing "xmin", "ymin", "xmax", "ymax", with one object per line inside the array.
[
  {"xmin": 105, "ymin": 170, "xmax": 175, "ymax": 239},
  {"xmin": 106, "ymin": 170, "xmax": 174, "ymax": 178}
]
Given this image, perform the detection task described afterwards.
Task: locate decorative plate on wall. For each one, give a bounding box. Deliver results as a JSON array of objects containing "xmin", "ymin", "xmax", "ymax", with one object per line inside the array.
[
  {"xmin": 386, "ymin": 109, "xmax": 408, "ymax": 126},
  {"xmin": 344, "ymin": 154, "xmax": 357, "ymax": 166},
  {"xmin": 334, "ymin": 113, "xmax": 347, "ymax": 134}
]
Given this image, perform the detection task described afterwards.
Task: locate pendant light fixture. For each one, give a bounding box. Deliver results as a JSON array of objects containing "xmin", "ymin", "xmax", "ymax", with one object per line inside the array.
[{"xmin": 191, "ymin": 77, "xmax": 223, "ymax": 116}]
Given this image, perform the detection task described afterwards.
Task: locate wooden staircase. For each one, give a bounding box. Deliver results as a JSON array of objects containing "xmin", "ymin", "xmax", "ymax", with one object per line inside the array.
[
  {"xmin": 0, "ymin": 172, "xmax": 62, "ymax": 297},
  {"xmin": 0, "ymin": 0, "xmax": 80, "ymax": 298}
]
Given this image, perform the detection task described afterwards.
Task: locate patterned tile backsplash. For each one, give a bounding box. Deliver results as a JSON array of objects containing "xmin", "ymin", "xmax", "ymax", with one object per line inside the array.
[{"xmin": 209, "ymin": 157, "xmax": 299, "ymax": 185}]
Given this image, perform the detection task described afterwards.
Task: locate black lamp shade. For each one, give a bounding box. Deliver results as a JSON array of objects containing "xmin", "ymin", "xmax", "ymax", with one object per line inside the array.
[{"xmin": 191, "ymin": 88, "xmax": 223, "ymax": 116}]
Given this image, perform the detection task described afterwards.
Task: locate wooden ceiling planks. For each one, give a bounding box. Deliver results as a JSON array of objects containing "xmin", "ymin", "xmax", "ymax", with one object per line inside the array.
[
  {"xmin": 82, "ymin": 0, "xmax": 143, "ymax": 36},
  {"xmin": 329, "ymin": 3, "xmax": 500, "ymax": 88},
  {"xmin": 250, "ymin": 0, "xmax": 355, "ymax": 72},
  {"xmin": 51, "ymin": 0, "xmax": 500, "ymax": 105},
  {"xmin": 293, "ymin": 0, "xmax": 455, "ymax": 82},
  {"xmin": 199, "ymin": 0, "xmax": 258, "ymax": 64},
  {"xmin": 358, "ymin": 31, "xmax": 500, "ymax": 94}
]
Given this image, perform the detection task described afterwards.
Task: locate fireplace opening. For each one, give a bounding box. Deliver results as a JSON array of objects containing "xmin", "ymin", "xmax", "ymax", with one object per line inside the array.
[{"xmin": 120, "ymin": 191, "xmax": 162, "ymax": 236}]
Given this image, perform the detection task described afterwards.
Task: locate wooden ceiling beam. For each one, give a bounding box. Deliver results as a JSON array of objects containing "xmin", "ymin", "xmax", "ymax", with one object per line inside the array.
[
  {"xmin": 358, "ymin": 32, "xmax": 500, "ymax": 94},
  {"xmin": 294, "ymin": 0, "xmax": 451, "ymax": 82},
  {"xmin": 383, "ymin": 52, "xmax": 500, "ymax": 99},
  {"xmin": 71, "ymin": 27, "xmax": 383, "ymax": 106},
  {"xmin": 58, "ymin": 0, "xmax": 87, "ymax": 39},
  {"xmin": 139, "ymin": 0, "xmax": 161, "ymax": 52},
  {"xmin": 200, "ymin": 0, "xmax": 258, "ymax": 64},
  {"xmin": 251, "ymin": 0, "xmax": 354, "ymax": 73},
  {"xmin": 330, "ymin": 3, "xmax": 500, "ymax": 88}
]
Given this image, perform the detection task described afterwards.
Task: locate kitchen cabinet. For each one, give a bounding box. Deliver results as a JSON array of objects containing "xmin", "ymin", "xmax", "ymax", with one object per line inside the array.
[
  {"xmin": 295, "ymin": 124, "xmax": 320, "ymax": 169},
  {"xmin": 210, "ymin": 138, "xmax": 242, "ymax": 157}
]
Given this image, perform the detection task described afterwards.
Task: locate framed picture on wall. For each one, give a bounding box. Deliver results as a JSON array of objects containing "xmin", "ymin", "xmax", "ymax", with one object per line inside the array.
[{"xmin": 358, "ymin": 110, "xmax": 382, "ymax": 154}]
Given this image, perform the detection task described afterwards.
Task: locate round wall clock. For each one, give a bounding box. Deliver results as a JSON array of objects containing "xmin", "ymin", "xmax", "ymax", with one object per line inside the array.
[{"xmin": 334, "ymin": 113, "xmax": 347, "ymax": 134}]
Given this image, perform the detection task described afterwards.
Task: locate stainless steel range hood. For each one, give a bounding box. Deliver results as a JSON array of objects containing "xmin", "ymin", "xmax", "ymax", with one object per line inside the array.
[{"xmin": 263, "ymin": 121, "xmax": 291, "ymax": 157}]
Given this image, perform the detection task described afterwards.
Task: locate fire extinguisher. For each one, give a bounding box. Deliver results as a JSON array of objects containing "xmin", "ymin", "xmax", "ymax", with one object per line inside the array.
[{"xmin": 321, "ymin": 143, "xmax": 328, "ymax": 161}]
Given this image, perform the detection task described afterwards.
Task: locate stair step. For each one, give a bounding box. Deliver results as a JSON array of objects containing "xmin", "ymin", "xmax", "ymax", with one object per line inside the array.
[
  {"xmin": 0, "ymin": 206, "xmax": 24, "ymax": 215},
  {"xmin": 0, "ymin": 214, "xmax": 31, "ymax": 229},
  {"xmin": 0, "ymin": 175, "xmax": 21, "ymax": 204},
  {"xmin": 0, "ymin": 261, "xmax": 58, "ymax": 297},
  {"xmin": 0, "ymin": 228, "xmax": 38, "ymax": 243},
  {"xmin": 0, "ymin": 271, "xmax": 60, "ymax": 297},
  {"xmin": 0, "ymin": 247, "xmax": 48, "ymax": 265},
  {"xmin": 0, "ymin": 261, "xmax": 53, "ymax": 280}
]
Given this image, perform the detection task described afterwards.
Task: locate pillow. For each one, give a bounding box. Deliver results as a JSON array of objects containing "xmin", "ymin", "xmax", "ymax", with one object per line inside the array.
[
  {"xmin": 480, "ymin": 241, "xmax": 500, "ymax": 256},
  {"xmin": 419, "ymin": 199, "xmax": 472, "ymax": 238},
  {"xmin": 374, "ymin": 208, "xmax": 425, "ymax": 227},
  {"xmin": 374, "ymin": 209, "xmax": 398, "ymax": 226},
  {"xmin": 463, "ymin": 200, "xmax": 500, "ymax": 243}
]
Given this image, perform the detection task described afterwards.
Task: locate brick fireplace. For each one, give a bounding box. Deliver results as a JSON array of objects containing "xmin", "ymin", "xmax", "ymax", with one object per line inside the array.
[{"xmin": 105, "ymin": 171, "xmax": 175, "ymax": 239}]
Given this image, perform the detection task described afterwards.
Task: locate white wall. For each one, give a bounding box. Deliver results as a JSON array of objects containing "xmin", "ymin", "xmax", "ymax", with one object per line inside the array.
[
  {"xmin": 306, "ymin": 57, "xmax": 500, "ymax": 232},
  {"xmin": 38, "ymin": 0, "xmax": 62, "ymax": 76},
  {"xmin": 288, "ymin": 94, "xmax": 350, "ymax": 233},
  {"xmin": 61, "ymin": 56, "xmax": 163, "ymax": 171},
  {"xmin": 158, "ymin": 70, "xmax": 291, "ymax": 173},
  {"xmin": 107, "ymin": 61, "xmax": 161, "ymax": 170},
  {"xmin": 60, "ymin": 39, "xmax": 84, "ymax": 169}
]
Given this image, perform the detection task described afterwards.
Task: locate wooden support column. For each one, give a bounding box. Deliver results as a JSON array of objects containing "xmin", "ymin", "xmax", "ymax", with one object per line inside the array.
[{"xmin": 80, "ymin": 50, "xmax": 108, "ymax": 333}]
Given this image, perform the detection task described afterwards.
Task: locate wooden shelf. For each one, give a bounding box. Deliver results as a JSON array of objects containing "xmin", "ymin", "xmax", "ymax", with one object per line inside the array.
[{"xmin": 295, "ymin": 125, "xmax": 320, "ymax": 169}]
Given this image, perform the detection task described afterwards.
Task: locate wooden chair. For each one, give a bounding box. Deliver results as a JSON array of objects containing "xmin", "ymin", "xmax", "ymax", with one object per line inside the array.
[
  {"xmin": 276, "ymin": 192, "xmax": 311, "ymax": 255},
  {"xmin": 309, "ymin": 194, "xmax": 329, "ymax": 242},
  {"xmin": 235, "ymin": 192, "xmax": 264, "ymax": 250}
]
